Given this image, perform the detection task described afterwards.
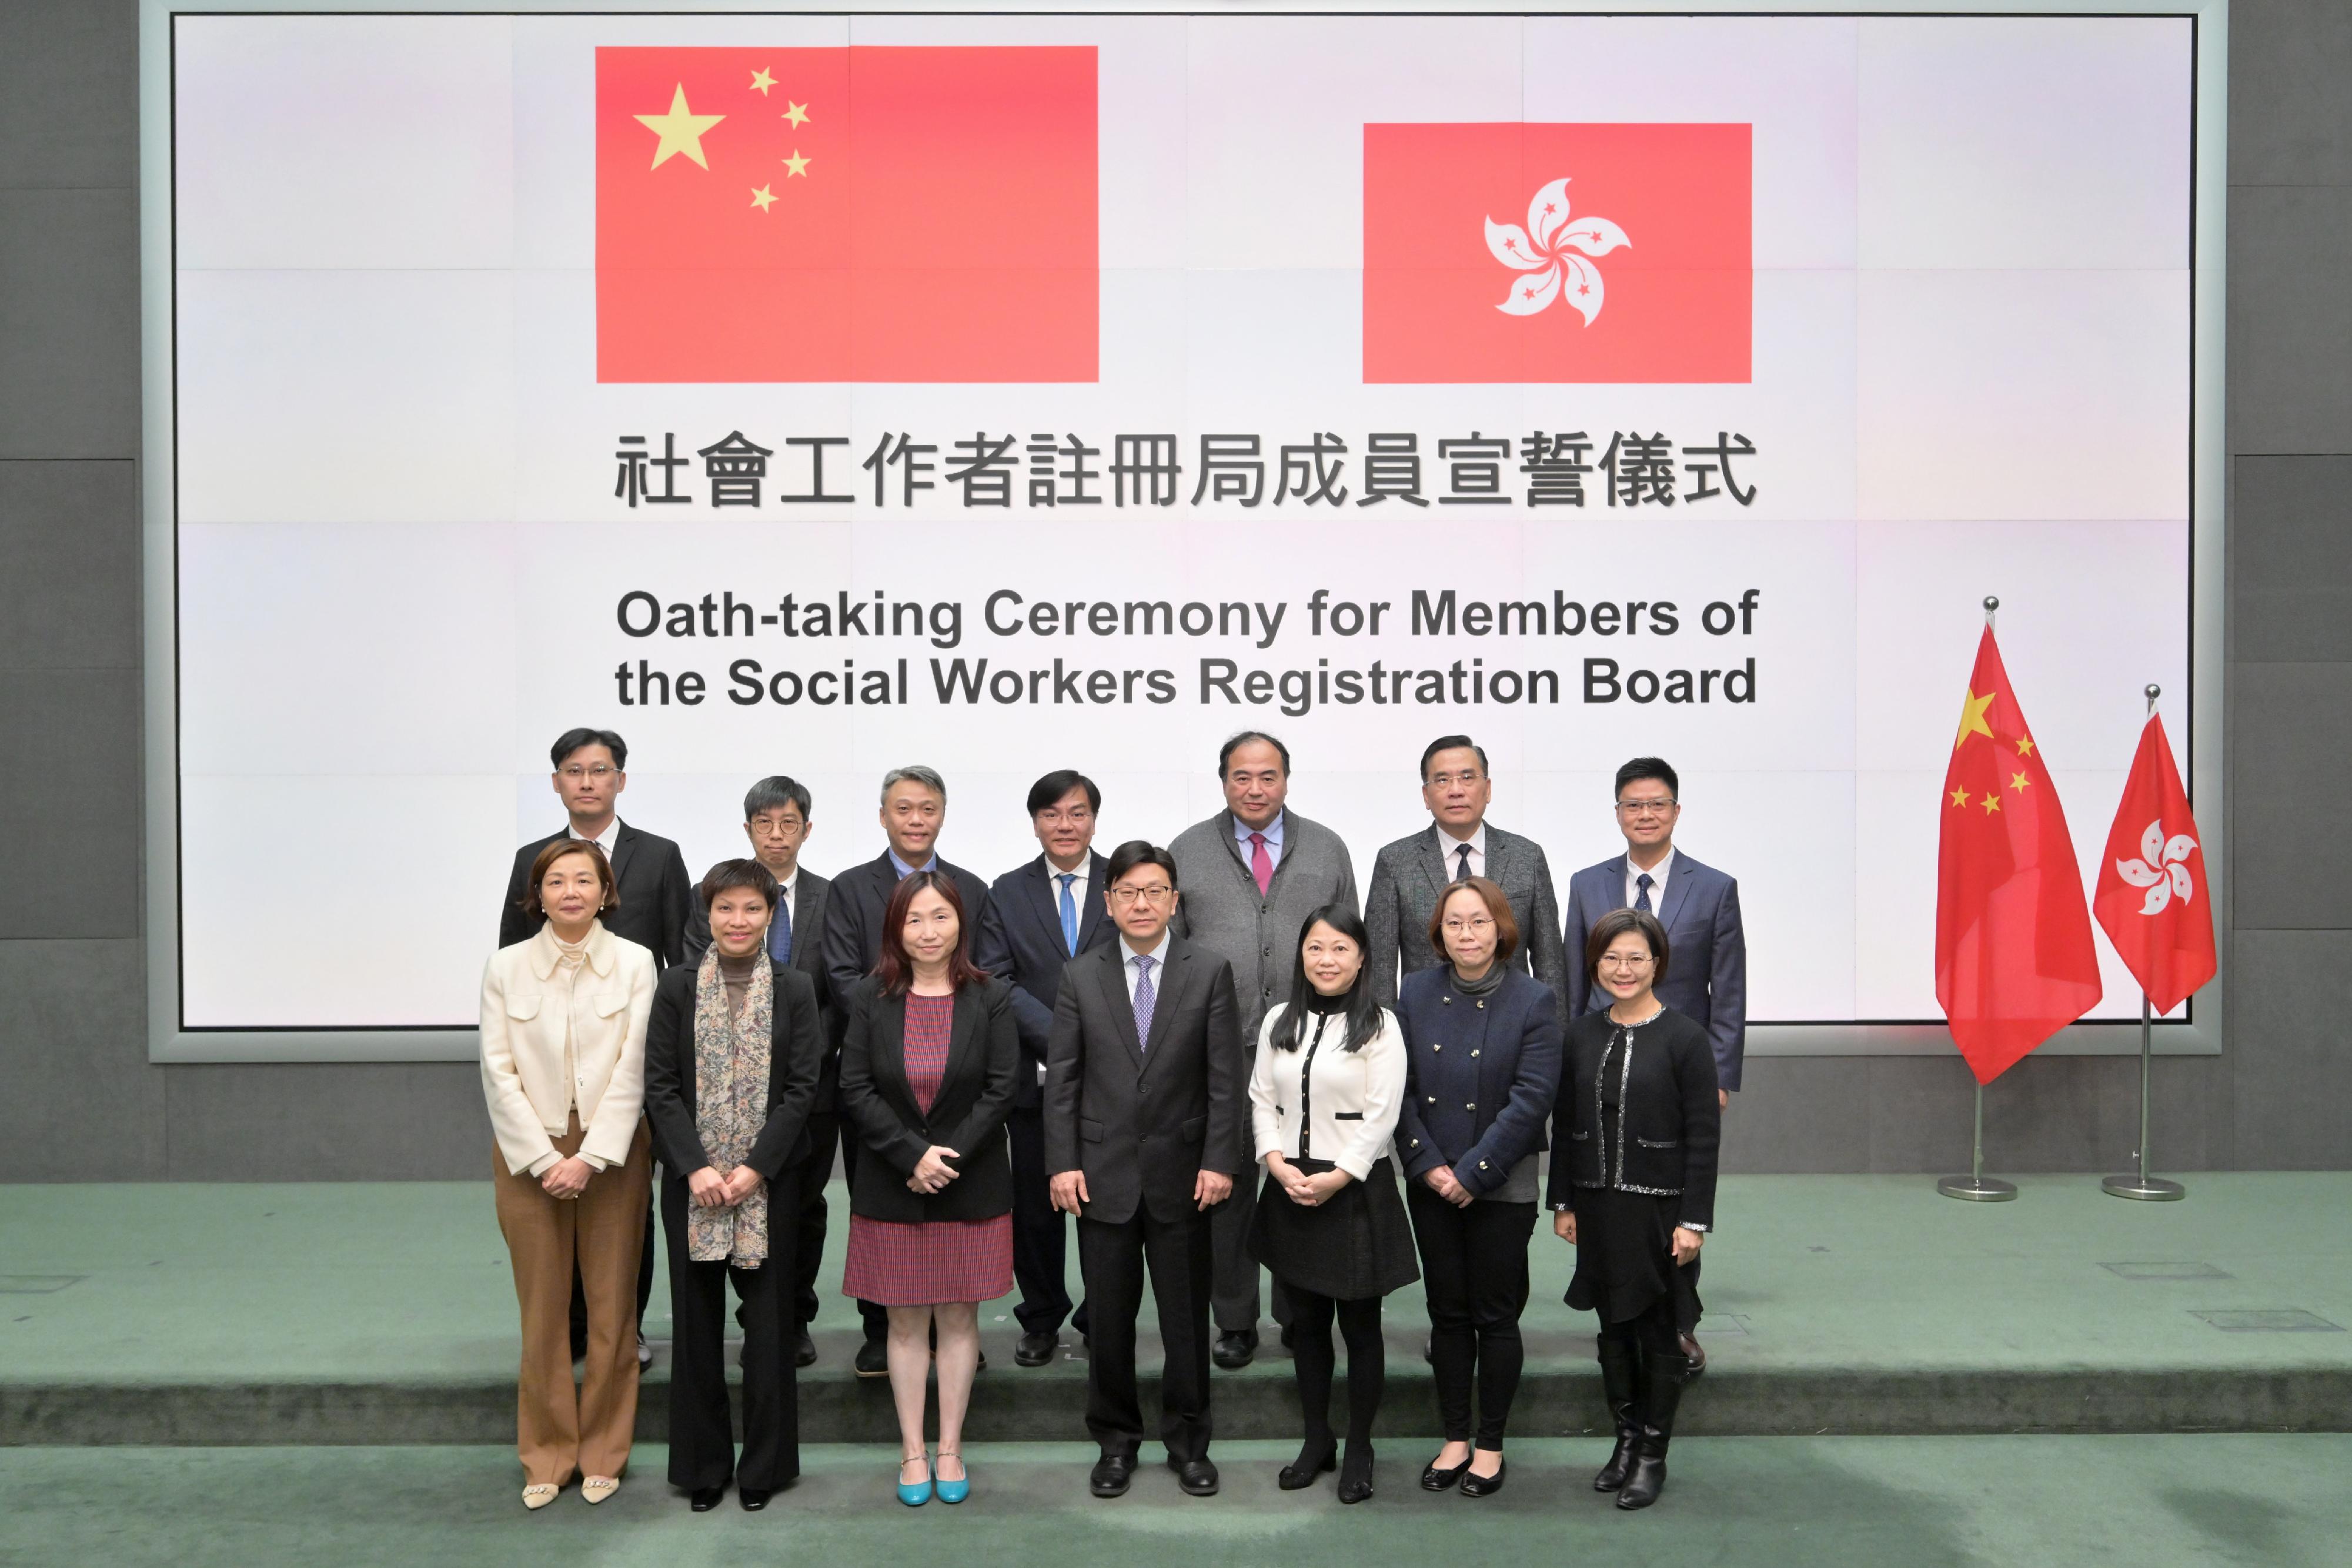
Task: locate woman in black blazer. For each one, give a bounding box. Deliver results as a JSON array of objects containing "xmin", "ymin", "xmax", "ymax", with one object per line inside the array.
[
  {"xmin": 1394, "ymin": 877, "xmax": 1562, "ymax": 1498},
  {"xmin": 642, "ymin": 860, "xmax": 826, "ymax": 1514},
  {"xmin": 836, "ymin": 870, "xmax": 1020, "ymax": 1506},
  {"xmin": 1548, "ymin": 907, "xmax": 1719, "ymax": 1512}
]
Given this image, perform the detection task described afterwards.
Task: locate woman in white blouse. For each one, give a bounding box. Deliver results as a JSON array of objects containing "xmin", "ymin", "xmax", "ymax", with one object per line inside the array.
[
  {"xmin": 1247, "ymin": 904, "xmax": 1418, "ymax": 1505},
  {"xmin": 480, "ymin": 838, "xmax": 657, "ymax": 1511}
]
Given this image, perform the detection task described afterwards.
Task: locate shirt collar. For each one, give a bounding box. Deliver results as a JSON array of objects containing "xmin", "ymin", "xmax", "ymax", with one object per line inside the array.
[
  {"xmin": 529, "ymin": 918, "xmax": 617, "ymax": 979},
  {"xmin": 1122, "ymin": 929, "xmax": 1172, "ymax": 968},
  {"xmin": 887, "ymin": 847, "xmax": 938, "ymax": 880},
  {"xmin": 1233, "ymin": 811, "xmax": 1285, "ymax": 849},
  {"xmin": 1630, "ymin": 846, "xmax": 1675, "ymax": 887},
  {"xmin": 568, "ymin": 818, "xmax": 620, "ymax": 856},
  {"xmin": 1043, "ymin": 854, "xmax": 1089, "ymax": 884},
  {"xmin": 1436, "ymin": 821, "xmax": 1486, "ymax": 861}
]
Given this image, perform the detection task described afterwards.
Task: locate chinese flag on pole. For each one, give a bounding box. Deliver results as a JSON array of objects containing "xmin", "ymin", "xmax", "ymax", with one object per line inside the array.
[
  {"xmin": 2092, "ymin": 716, "xmax": 2216, "ymax": 1017},
  {"xmin": 596, "ymin": 46, "xmax": 1097, "ymax": 383},
  {"xmin": 1935, "ymin": 627, "xmax": 2104, "ymax": 1084},
  {"xmin": 1362, "ymin": 122, "xmax": 1750, "ymax": 384}
]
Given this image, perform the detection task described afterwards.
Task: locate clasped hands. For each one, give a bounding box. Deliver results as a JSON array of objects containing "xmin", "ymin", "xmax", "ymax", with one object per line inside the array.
[
  {"xmin": 1267, "ymin": 1154, "xmax": 1349, "ymax": 1208},
  {"xmin": 1049, "ymin": 1168, "xmax": 1232, "ymax": 1215},
  {"xmin": 686, "ymin": 1164, "xmax": 766, "ymax": 1210}
]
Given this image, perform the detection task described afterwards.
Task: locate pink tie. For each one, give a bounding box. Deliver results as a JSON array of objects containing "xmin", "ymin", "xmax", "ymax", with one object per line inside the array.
[{"xmin": 1249, "ymin": 831, "xmax": 1274, "ymax": 896}]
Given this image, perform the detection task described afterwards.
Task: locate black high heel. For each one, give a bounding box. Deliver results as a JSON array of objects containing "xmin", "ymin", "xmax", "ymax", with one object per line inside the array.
[{"xmin": 1278, "ymin": 1440, "xmax": 1338, "ymax": 1491}]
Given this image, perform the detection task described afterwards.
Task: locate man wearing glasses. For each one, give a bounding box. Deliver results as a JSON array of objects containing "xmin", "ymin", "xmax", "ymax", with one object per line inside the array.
[{"xmin": 1561, "ymin": 756, "xmax": 1746, "ymax": 1375}]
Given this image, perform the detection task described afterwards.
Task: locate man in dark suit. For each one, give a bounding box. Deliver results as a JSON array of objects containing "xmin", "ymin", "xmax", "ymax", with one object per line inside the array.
[
  {"xmin": 1364, "ymin": 734, "xmax": 1569, "ymax": 1013},
  {"xmin": 681, "ymin": 776, "xmax": 835, "ymax": 1369},
  {"xmin": 1045, "ymin": 840, "xmax": 1244, "ymax": 1501},
  {"xmin": 497, "ymin": 726, "xmax": 693, "ymax": 1367},
  {"xmin": 819, "ymin": 764, "xmax": 997, "ymax": 1375},
  {"xmin": 1562, "ymin": 755, "xmax": 1747, "ymax": 1374},
  {"xmin": 974, "ymin": 770, "xmax": 1117, "ymax": 1368}
]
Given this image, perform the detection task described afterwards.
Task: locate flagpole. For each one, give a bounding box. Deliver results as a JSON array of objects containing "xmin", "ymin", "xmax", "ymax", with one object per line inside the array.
[
  {"xmin": 2104, "ymin": 683, "xmax": 2187, "ymax": 1202},
  {"xmin": 1939, "ymin": 597, "xmax": 2020, "ymax": 1204}
]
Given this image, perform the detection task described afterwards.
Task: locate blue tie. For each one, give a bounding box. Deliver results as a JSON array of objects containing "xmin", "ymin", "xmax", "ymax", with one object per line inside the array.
[
  {"xmin": 1057, "ymin": 872, "xmax": 1079, "ymax": 956},
  {"xmin": 1635, "ymin": 872, "xmax": 1654, "ymax": 914},
  {"xmin": 769, "ymin": 887, "xmax": 793, "ymax": 964}
]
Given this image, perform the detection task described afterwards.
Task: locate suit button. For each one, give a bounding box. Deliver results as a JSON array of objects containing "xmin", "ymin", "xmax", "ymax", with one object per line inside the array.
[
  {"xmin": 1432, "ymin": 1043, "xmax": 1442, "ymax": 1052},
  {"xmin": 1426, "ymin": 1096, "xmax": 1435, "ymax": 1104},
  {"xmin": 1442, "ymin": 996, "xmax": 1452, "ymax": 1005},
  {"xmin": 1475, "ymin": 999, "xmax": 1486, "ymax": 1009},
  {"xmin": 1465, "ymin": 1102, "xmax": 1475, "ymax": 1111},
  {"xmin": 1479, "ymin": 1161, "xmax": 1489, "ymax": 1171},
  {"xmin": 1471, "ymin": 1049, "xmax": 1480, "ymax": 1058}
]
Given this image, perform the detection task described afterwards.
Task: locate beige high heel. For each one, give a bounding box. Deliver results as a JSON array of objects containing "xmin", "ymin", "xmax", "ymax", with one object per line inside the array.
[
  {"xmin": 581, "ymin": 1475, "xmax": 622, "ymax": 1505},
  {"xmin": 522, "ymin": 1483, "xmax": 560, "ymax": 1510}
]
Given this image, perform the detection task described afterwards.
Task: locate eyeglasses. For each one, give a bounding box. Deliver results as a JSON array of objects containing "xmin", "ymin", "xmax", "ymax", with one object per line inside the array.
[
  {"xmin": 559, "ymin": 764, "xmax": 618, "ymax": 781},
  {"xmin": 1108, "ymin": 885, "xmax": 1174, "ymax": 906},
  {"xmin": 1441, "ymin": 916, "xmax": 1495, "ymax": 934},
  {"xmin": 1427, "ymin": 771, "xmax": 1485, "ymax": 788},
  {"xmin": 1597, "ymin": 953, "xmax": 1655, "ymax": 969},
  {"xmin": 1615, "ymin": 799, "xmax": 1676, "ymax": 817}
]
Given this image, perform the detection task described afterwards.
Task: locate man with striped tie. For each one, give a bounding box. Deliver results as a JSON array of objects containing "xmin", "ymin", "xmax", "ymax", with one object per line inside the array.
[
  {"xmin": 975, "ymin": 771, "xmax": 1118, "ymax": 1367},
  {"xmin": 1561, "ymin": 756, "xmax": 1747, "ymax": 1378}
]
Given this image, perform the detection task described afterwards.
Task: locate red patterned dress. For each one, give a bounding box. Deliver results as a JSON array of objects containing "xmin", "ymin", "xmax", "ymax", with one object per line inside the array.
[{"xmin": 841, "ymin": 991, "xmax": 1015, "ymax": 1306}]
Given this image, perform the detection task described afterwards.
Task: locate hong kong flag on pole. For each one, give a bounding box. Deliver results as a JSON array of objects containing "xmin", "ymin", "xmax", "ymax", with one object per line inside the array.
[
  {"xmin": 1935, "ymin": 627, "xmax": 2104, "ymax": 1084},
  {"xmin": 596, "ymin": 46, "xmax": 1097, "ymax": 383},
  {"xmin": 2092, "ymin": 715, "xmax": 2216, "ymax": 1017}
]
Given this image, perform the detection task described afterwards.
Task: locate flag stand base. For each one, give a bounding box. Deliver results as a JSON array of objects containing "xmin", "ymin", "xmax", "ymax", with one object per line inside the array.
[
  {"xmin": 1937, "ymin": 1082, "xmax": 2016, "ymax": 1201},
  {"xmin": 2100, "ymin": 1174, "xmax": 2185, "ymax": 1201}
]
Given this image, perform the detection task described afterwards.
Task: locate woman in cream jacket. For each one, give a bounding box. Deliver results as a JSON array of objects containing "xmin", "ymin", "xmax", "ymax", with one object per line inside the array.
[{"xmin": 480, "ymin": 838, "xmax": 657, "ymax": 1511}]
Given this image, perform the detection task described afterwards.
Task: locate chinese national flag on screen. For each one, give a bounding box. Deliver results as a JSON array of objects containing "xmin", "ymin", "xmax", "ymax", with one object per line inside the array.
[
  {"xmin": 1362, "ymin": 122, "xmax": 1750, "ymax": 383},
  {"xmin": 2092, "ymin": 716, "xmax": 2216, "ymax": 1017},
  {"xmin": 596, "ymin": 46, "xmax": 1097, "ymax": 383},
  {"xmin": 1935, "ymin": 627, "xmax": 2104, "ymax": 1084}
]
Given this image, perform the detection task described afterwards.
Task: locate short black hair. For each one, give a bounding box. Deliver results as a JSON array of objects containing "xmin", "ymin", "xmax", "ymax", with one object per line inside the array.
[
  {"xmin": 1419, "ymin": 734, "xmax": 1489, "ymax": 780},
  {"xmin": 1615, "ymin": 756, "xmax": 1679, "ymax": 800},
  {"xmin": 1104, "ymin": 839, "xmax": 1178, "ymax": 890},
  {"xmin": 698, "ymin": 857, "xmax": 779, "ymax": 912},
  {"xmin": 743, "ymin": 775, "xmax": 812, "ymax": 822},
  {"xmin": 1218, "ymin": 730, "xmax": 1290, "ymax": 777},
  {"xmin": 1026, "ymin": 769, "xmax": 1102, "ymax": 816},
  {"xmin": 551, "ymin": 727, "xmax": 627, "ymax": 771}
]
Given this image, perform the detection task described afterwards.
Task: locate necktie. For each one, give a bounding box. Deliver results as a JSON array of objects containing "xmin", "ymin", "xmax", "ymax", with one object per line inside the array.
[
  {"xmin": 1132, "ymin": 955, "xmax": 1157, "ymax": 1052},
  {"xmin": 1635, "ymin": 872, "xmax": 1655, "ymax": 914},
  {"xmin": 1248, "ymin": 831, "xmax": 1274, "ymax": 897},
  {"xmin": 1454, "ymin": 843, "xmax": 1472, "ymax": 883},
  {"xmin": 1057, "ymin": 872, "xmax": 1079, "ymax": 956},
  {"xmin": 769, "ymin": 887, "xmax": 793, "ymax": 964}
]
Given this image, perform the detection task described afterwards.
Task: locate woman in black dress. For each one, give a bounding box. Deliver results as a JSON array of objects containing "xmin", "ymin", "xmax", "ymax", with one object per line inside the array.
[
  {"xmin": 1247, "ymin": 905, "xmax": 1418, "ymax": 1504},
  {"xmin": 1548, "ymin": 907, "xmax": 1719, "ymax": 1511}
]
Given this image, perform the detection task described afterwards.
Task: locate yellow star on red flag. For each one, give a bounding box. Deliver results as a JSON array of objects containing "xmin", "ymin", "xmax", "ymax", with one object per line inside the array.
[{"xmin": 636, "ymin": 83, "xmax": 724, "ymax": 170}]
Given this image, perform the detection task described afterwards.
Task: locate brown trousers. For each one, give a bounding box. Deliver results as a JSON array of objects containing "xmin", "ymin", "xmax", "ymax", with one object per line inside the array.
[{"xmin": 495, "ymin": 1112, "xmax": 653, "ymax": 1486}]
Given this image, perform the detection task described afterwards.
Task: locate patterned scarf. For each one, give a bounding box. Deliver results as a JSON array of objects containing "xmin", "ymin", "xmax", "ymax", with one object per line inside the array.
[{"xmin": 690, "ymin": 945, "xmax": 774, "ymax": 1268}]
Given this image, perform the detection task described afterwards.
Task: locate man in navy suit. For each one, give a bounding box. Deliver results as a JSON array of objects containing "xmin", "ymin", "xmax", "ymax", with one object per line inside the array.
[
  {"xmin": 976, "ymin": 770, "xmax": 1117, "ymax": 1366},
  {"xmin": 1562, "ymin": 755, "xmax": 1746, "ymax": 1374}
]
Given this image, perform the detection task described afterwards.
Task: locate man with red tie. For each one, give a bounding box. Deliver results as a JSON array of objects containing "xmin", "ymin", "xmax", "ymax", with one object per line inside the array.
[{"xmin": 1168, "ymin": 732, "xmax": 1359, "ymax": 1369}]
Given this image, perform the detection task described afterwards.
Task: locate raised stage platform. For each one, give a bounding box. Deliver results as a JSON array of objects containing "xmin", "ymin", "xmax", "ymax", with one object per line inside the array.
[{"xmin": 5, "ymin": 1174, "xmax": 2348, "ymax": 1446}]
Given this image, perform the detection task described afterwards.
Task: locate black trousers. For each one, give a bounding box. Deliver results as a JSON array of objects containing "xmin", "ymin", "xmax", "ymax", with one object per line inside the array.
[
  {"xmin": 832, "ymin": 1122, "xmax": 888, "ymax": 1340},
  {"xmin": 1077, "ymin": 1206, "xmax": 1214, "ymax": 1463},
  {"xmin": 1287, "ymin": 1287, "xmax": 1384, "ymax": 1450},
  {"xmin": 1007, "ymin": 1104, "xmax": 1077, "ymax": 1336},
  {"xmin": 1406, "ymin": 1183, "xmax": 1536, "ymax": 1447},
  {"xmin": 660, "ymin": 1170, "xmax": 801, "ymax": 1491},
  {"xmin": 786, "ymin": 1112, "xmax": 838, "ymax": 1328}
]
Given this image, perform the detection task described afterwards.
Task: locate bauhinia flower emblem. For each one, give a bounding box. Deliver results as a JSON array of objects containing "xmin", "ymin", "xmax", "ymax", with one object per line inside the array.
[
  {"xmin": 2114, "ymin": 820, "xmax": 2199, "ymax": 915},
  {"xmin": 1485, "ymin": 177, "xmax": 1631, "ymax": 326}
]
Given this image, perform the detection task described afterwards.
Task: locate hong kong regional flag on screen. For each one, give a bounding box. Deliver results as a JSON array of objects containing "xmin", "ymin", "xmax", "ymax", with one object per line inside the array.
[
  {"xmin": 596, "ymin": 47, "xmax": 1097, "ymax": 383},
  {"xmin": 1364, "ymin": 123, "xmax": 1750, "ymax": 383}
]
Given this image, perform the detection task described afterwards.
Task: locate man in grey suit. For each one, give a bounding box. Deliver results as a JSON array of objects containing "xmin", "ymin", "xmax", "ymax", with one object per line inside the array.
[
  {"xmin": 681, "ymin": 776, "xmax": 835, "ymax": 1369},
  {"xmin": 1562, "ymin": 755, "xmax": 1746, "ymax": 1375},
  {"xmin": 1168, "ymin": 730, "xmax": 1358, "ymax": 1368},
  {"xmin": 1364, "ymin": 734, "xmax": 1569, "ymax": 1013}
]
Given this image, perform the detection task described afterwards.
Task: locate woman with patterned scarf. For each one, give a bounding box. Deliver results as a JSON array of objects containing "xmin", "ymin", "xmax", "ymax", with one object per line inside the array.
[{"xmin": 644, "ymin": 859, "xmax": 826, "ymax": 1513}]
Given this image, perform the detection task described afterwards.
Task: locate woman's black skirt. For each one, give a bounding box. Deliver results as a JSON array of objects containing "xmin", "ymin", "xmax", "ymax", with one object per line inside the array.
[
  {"xmin": 1565, "ymin": 1186, "xmax": 1702, "ymax": 1328},
  {"xmin": 1249, "ymin": 1155, "xmax": 1421, "ymax": 1302}
]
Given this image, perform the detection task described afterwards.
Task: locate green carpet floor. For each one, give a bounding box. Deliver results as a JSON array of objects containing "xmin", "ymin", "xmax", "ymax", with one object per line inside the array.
[{"xmin": 2, "ymin": 1437, "xmax": 2346, "ymax": 1568}]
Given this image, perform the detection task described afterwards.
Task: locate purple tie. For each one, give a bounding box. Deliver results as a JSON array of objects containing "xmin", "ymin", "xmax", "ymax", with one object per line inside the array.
[{"xmin": 1132, "ymin": 955, "xmax": 1157, "ymax": 1052}]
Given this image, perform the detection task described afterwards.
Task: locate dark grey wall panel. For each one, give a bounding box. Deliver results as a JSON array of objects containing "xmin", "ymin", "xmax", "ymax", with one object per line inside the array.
[
  {"xmin": 162, "ymin": 1062, "xmax": 493, "ymax": 1181},
  {"xmin": 0, "ymin": 460, "xmax": 139, "ymax": 669},
  {"xmin": 2230, "ymin": 457, "xmax": 2352, "ymax": 663},
  {"xmin": 2226, "ymin": 184, "xmax": 2352, "ymax": 456},
  {"xmin": 0, "ymin": 189, "xmax": 139, "ymax": 459},
  {"xmin": 0, "ymin": 2, "xmax": 137, "ymax": 189},
  {"xmin": 0, "ymin": 668, "xmax": 142, "ymax": 940},
  {"xmin": 1719, "ymin": 1057, "xmax": 1872, "ymax": 1173},
  {"xmin": 0, "ymin": 939, "xmax": 163, "ymax": 1181},
  {"xmin": 2226, "ymin": 930, "xmax": 2352, "ymax": 1169},
  {"xmin": 2228, "ymin": 661, "xmax": 2352, "ymax": 931},
  {"xmin": 2227, "ymin": 0, "xmax": 2352, "ymax": 187}
]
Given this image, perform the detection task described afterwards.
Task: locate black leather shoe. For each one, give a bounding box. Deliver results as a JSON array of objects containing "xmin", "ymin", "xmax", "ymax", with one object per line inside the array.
[
  {"xmin": 854, "ymin": 1336, "xmax": 888, "ymax": 1378},
  {"xmin": 1336, "ymin": 1443, "xmax": 1375, "ymax": 1505},
  {"xmin": 1278, "ymin": 1442, "xmax": 1336, "ymax": 1490},
  {"xmin": 689, "ymin": 1486, "xmax": 726, "ymax": 1512},
  {"xmin": 794, "ymin": 1328, "xmax": 816, "ymax": 1369},
  {"xmin": 1212, "ymin": 1330, "xmax": 1258, "ymax": 1369},
  {"xmin": 1420, "ymin": 1451, "xmax": 1469, "ymax": 1492},
  {"xmin": 1170, "ymin": 1457, "xmax": 1221, "ymax": 1497},
  {"xmin": 737, "ymin": 1487, "xmax": 772, "ymax": 1512},
  {"xmin": 1279, "ymin": 1323, "xmax": 1297, "ymax": 1352},
  {"xmin": 1459, "ymin": 1453, "xmax": 1506, "ymax": 1498},
  {"xmin": 1615, "ymin": 1445, "xmax": 1667, "ymax": 1510},
  {"xmin": 1680, "ymin": 1330, "xmax": 1706, "ymax": 1378},
  {"xmin": 1014, "ymin": 1332, "xmax": 1059, "ymax": 1368},
  {"xmin": 1089, "ymin": 1453, "xmax": 1136, "ymax": 1497}
]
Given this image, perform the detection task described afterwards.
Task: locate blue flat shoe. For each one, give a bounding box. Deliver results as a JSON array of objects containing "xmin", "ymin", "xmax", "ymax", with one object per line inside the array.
[
  {"xmin": 897, "ymin": 1456, "xmax": 933, "ymax": 1507},
  {"xmin": 934, "ymin": 1451, "xmax": 969, "ymax": 1505}
]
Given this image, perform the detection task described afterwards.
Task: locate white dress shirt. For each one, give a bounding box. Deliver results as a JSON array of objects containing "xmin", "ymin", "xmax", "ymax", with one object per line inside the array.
[
  {"xmin": 1625, "ymin": 847, "xmax": 1676, "ymax": 914},
  {"xmin": 569, "ymin": 817, "xmax": 620, "ymax": 858},
  {"xmin": 1435, "ymin": 822, "xmax": 1488, "ymax": 882},
  {"xmin": 1044, "ymin": 854, "xmax": 1090, "ymax": 932},
  {"xmin": 1121, "ymin": 929, "xmax": 1172, "ymax": 1002}
]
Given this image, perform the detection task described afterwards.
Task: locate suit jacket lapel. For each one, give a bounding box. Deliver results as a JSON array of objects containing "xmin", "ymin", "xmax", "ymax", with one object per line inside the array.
[
  {"xmin": 1023, "ymin": 861, "xmax": 1067, "ymax": 955},
  {"xmin": 1418, "ymin": 824, "xmax": 1452, "ymax": 897},
  {"xmin": 1140, "ymin": 944, "xmax": 1192, "ymax": 1059},
  {"xmin": 1098, "ymin": 945, "xmax": 1148, "ymax": 1073},
  {"xmin": 876, "ymin": 992, "xmax": 916, "ymax": 1114},
  {"xmin": 1655, "ymin": 854, "xmax": 1697, "ymax": 936},
  {"xmin": 1601, "ymin": 854, "xmax": 1631, "ymax": 912},
  {"xmin": 1485, "ymin": 827, "xmax": 1519, "ymax": 888},
  {"xmin": 609, "ymin": 821, "xmax": 639, "ymax": 885},
  {"xmin": 1076, "ymin": 852, "xmax": 1111, "ymax": 949},
  {"xmin": 938, "ymin": 987, "xmax": 984, "ymax": 1105}
]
